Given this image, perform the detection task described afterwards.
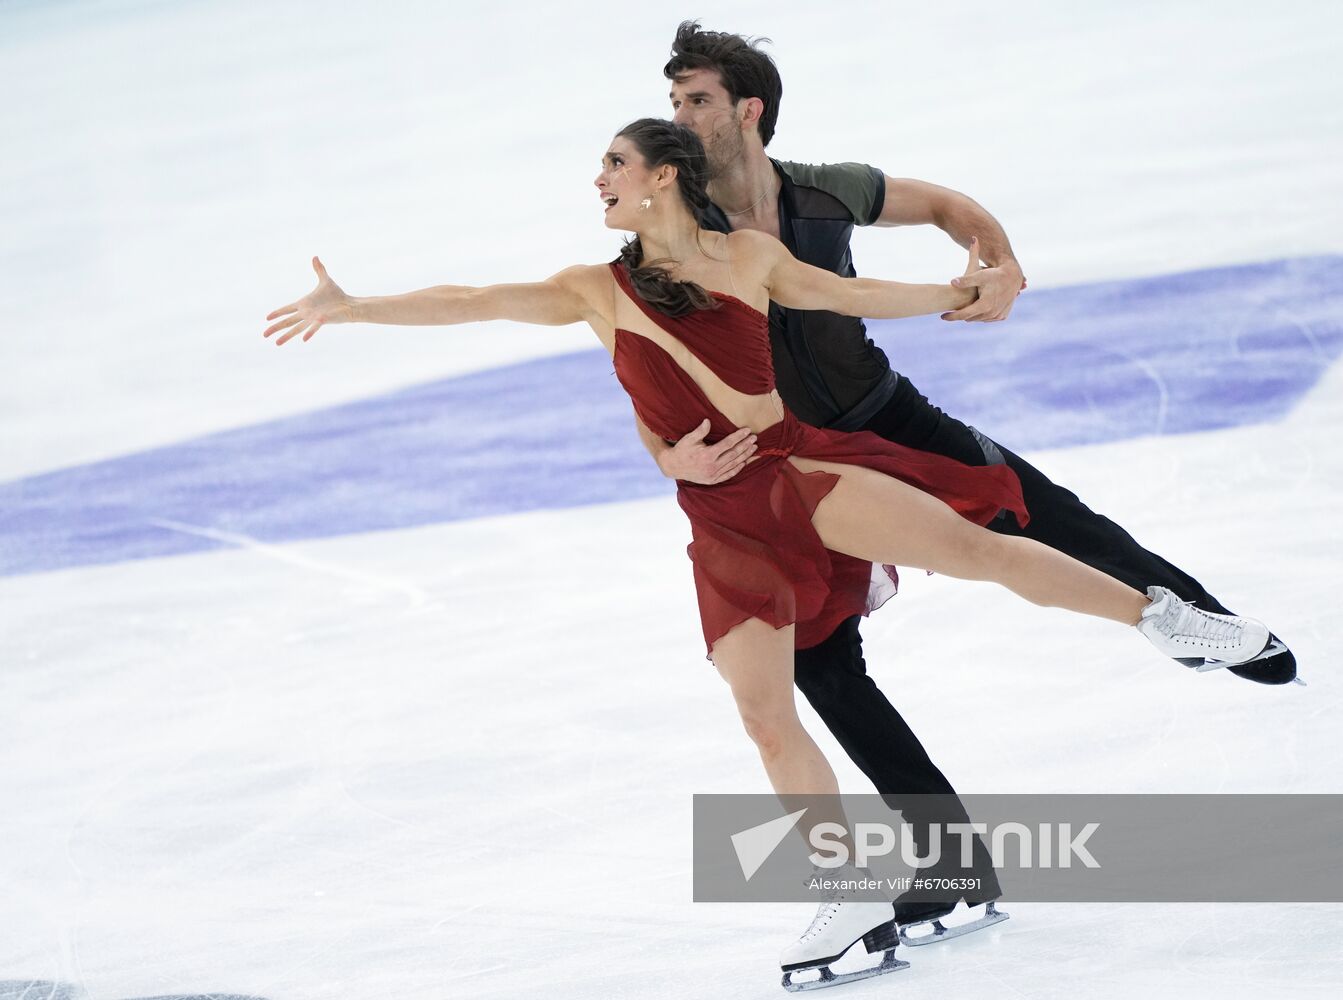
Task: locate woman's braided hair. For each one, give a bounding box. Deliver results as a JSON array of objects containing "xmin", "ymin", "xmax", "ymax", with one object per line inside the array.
[{"xmin": 614, "ymin": 118, "xmax": 723, "ymax": 317}]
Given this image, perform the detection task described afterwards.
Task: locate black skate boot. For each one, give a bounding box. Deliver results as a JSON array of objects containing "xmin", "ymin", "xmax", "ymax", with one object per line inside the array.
[
  {"xmin": 890, "ymin": 858, "xmax": 1008, "ymax": 947},
  {"xmin": 893, "ymin": 889, "xmax": 1008, "ymax": 947},
  {"xmin": 1177, "ymin": 634, "xmax": 1297, "ymax": 684}
]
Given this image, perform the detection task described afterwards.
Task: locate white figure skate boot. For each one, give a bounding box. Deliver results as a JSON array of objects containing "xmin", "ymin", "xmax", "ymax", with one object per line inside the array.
[
  {"xmin": 1137, "ymin": 586, "xmax": 1270, "ymax": 668},
  {"xmin": 780, "ymin": 894, "xmax": 908, "ymax": 992}
]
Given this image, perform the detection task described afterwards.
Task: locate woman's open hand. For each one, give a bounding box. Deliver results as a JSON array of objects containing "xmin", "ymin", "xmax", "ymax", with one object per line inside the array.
[
  {"xmin": 940, "ymin": 236, "xmax": 983, "ymax": 319},
  {"xmin": 955, "ymin": 236, "xmax": 984, "ymax": 289},
  {"xmin": 264, "ymin": 257, "xmax": 353, "ymax": 345}
]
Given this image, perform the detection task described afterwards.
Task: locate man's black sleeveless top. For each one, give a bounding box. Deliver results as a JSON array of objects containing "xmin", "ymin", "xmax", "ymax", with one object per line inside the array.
[{"xmin": 702, "ymin": 159, "xmax": 896, "ymax": 431}]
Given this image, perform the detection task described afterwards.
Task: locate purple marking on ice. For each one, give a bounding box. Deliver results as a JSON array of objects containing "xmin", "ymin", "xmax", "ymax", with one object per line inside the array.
[
  {"xmin": 868, "ymin": 255, "xmax": 1343, "ymax": 450},
  {"xmin": 2, "ymin": 256, "xmax": 1340, "ymax": 576}
]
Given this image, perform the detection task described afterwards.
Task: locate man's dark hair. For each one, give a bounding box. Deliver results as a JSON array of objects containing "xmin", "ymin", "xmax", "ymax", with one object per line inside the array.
[{"xmin": 664, "ymin": 21, "xmax": 782, "ymax": 147}]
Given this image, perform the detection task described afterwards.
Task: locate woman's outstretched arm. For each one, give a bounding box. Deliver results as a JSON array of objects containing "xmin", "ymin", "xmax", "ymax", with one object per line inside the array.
[
  {"xmin": 732, "ymin": 229, "xmax": 981, "ymax": 321},
  {"xmin": 264, "ymin": 257, "xmax": 597, "ymax": 344}
]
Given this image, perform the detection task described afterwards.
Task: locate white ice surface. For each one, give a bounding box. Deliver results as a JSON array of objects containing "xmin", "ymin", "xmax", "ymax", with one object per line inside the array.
[
  {"xmin": 6, "ymin": 359, "xmax": 1343, "ymax": 1000},
  {"xmin": 2, "ymin": 1, "xmax": 1343, "ymax": 998}
]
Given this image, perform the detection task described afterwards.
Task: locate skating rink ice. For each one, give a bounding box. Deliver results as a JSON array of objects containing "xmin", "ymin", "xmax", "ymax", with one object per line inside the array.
[{"xmin": 2, "ymin": 1, "xmax": 1342, "ymax": 997}]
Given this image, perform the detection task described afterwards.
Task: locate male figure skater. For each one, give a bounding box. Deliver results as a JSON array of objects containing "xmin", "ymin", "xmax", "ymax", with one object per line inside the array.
[{"xmin": 634, "ymin": 19, "xmax": 1295, "ymax": 978}]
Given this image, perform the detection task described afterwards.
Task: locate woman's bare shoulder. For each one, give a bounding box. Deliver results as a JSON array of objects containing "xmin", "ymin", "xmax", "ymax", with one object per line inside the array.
[
  {"xmin": 546, "ymin": 263, "xmax": 618, "ymax": 329},
  {"xmin": 552, "ymin": 262, "xmax": 612, "ymax": 283},
  {"xmin": 551, "ymin": 262, "xmax": 616, "ymax": 301},
  {"xmin": 722, "ymin": 229, "xmax": 786, "ymax": 292},
  {"xmin": 725, "ymin": 227, "xmax": 785, "ymax": 256}
]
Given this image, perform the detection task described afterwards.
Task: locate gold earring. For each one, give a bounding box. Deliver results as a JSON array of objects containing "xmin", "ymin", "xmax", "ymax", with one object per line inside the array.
[{"xmin": 638, "ymin": 193, "xmax": 654, "ymax": 211}]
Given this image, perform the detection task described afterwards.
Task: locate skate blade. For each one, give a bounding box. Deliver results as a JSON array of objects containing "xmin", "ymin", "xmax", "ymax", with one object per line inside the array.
[
  {"xmin": 781, "ymin": 950, "xmax": 908, "ymax": 992},
  {"xmin": 1195, "ymin": 636, "xmax": 1288, "ymax": 672},
  {"xmin": 898, "ymin": 901, "xmax": 1009, "ymax": 947}
]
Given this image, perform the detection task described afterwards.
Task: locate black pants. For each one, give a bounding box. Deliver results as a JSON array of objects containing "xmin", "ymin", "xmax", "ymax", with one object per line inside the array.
[
  {"xmin": 793, "ymin": 375, "xmax": 1235, "ymax": 904},
  {"xmin": 862, "ymin": 376, "xmax": 1230, "ymax": 608}
]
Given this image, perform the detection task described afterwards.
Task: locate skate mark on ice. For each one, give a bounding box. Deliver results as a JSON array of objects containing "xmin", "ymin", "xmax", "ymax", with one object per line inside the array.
[
  {"xmin": 0, "ymin": 985, "xmax": 271, "ymax": 1000},
  {"xmin": 147, "ymin": 518, "xmax": 429, "ymax": 610}
]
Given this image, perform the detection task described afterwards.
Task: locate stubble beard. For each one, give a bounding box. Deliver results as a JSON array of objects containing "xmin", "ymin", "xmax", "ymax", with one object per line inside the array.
[{"xmin": 703, "ymin": 118, "xmax": 746, "ymax": 182}]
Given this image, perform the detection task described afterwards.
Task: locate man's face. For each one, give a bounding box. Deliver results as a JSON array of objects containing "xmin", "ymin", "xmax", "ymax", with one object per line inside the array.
[{"xmin": 669, "ymin": 67, "xmax": 745, "ymax": 177}]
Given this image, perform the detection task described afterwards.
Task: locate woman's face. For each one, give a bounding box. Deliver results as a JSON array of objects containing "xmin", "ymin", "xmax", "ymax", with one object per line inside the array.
[{"xmin": 594, "ymin": 136, "xmax": 655, "ymax": 231}]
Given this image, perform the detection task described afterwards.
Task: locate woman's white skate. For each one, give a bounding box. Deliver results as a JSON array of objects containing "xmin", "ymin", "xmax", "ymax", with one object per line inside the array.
[
  {"xmin": 780, "ymin": 900, "xmax": 908, "ymax": 992},
  {"xmin": 1137, "ymin": 586, "xmax": 1271, "ymax": 668}
]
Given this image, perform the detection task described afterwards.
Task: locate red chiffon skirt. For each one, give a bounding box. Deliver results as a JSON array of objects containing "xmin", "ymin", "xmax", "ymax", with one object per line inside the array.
[{"xmin": 678, "ymin": 412, "xmax": 1029, "ymax": 656}]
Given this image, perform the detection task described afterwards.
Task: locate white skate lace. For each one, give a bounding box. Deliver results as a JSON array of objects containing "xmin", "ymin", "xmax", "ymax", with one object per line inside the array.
[
  {"xmin": 1157, "ymin": 597, "xmax": 1243, "ymax": 648},
  {"xmin": 799, "ymin": 901, "xmax": 844, "ymax": 942}
]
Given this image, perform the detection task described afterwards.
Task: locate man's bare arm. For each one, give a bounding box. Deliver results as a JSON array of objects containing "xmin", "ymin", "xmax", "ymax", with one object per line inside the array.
[
  {"xmin": 876, "ymin": 177, "xmax": 1026, "ymax": 323},
  {"xmin": 633, "ymin": 412, "xmax": 757, "ymax": 485}
]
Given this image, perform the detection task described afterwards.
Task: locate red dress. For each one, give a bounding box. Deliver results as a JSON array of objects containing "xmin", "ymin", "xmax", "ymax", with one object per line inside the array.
[{"xmin": 608, "ymin": 263, "xmax": 1029, "ymax": 655}]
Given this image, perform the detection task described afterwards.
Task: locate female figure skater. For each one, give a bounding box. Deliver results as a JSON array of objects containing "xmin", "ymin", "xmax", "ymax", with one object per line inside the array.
[{"xmin": 263, "ymin": 119, "xmax": 1270, "ymax": 987}]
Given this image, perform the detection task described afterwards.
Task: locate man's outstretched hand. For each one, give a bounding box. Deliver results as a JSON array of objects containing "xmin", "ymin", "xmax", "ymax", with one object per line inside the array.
[
  {"xmin": 656, "ymin": 419, "xmax": 758, "ymax": 484},
  {"xmin": 942, "ymin": 256, "xmax": 1026, "ymax": 323}
]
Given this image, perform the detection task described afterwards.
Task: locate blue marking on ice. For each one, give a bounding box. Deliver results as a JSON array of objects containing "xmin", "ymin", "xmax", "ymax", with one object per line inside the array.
[
  {"xmin": 3, "ymin": 256, "xmax": 1341, "ymax": 576},
  {"xmin": 881, "ymin": 255, "xmax": 1343, "ymax": 451}
]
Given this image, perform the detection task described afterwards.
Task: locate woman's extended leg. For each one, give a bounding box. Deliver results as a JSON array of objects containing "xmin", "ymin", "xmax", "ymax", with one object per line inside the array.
[
  {"xmin": 711, "ymin": 617, "xmax": 860, "ymax": 859},
  {"xmin": 791, "ymin": 457, "xmax": 1150, "ymax": 625},
  {"xmin": 710, "ymin": 617, "xmax": 841, "ymax": 796},
  {"xmin": 713, "ymin": 617, "xmax": 898, "ymax": 972}
]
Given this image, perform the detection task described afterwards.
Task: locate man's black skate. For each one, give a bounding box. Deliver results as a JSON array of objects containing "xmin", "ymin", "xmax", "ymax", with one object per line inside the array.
[
  {"xmin": 1178, "ymin": 634, "xmax": 1299, "ymax": 684},
  {"xmin": 890, "ymin": 873, "xmax": 1009, "ymax": 947},
  {"xmin": 1228, "ymin": 635, "xmax": 1298, "ymax": 684},
  {"xmin": 896, "ymin": 898, "xmax": 1009, "ymax": 947}
]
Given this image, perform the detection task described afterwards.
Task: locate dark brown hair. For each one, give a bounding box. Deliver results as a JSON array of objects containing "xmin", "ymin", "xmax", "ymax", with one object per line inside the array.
[
  {"xmin": 664, "ymin": 20, "xmax": 782, "ymax": 147},
  {"xmin": 614, "ymin": 118, "xmax": 722, "ymax": 317}
]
